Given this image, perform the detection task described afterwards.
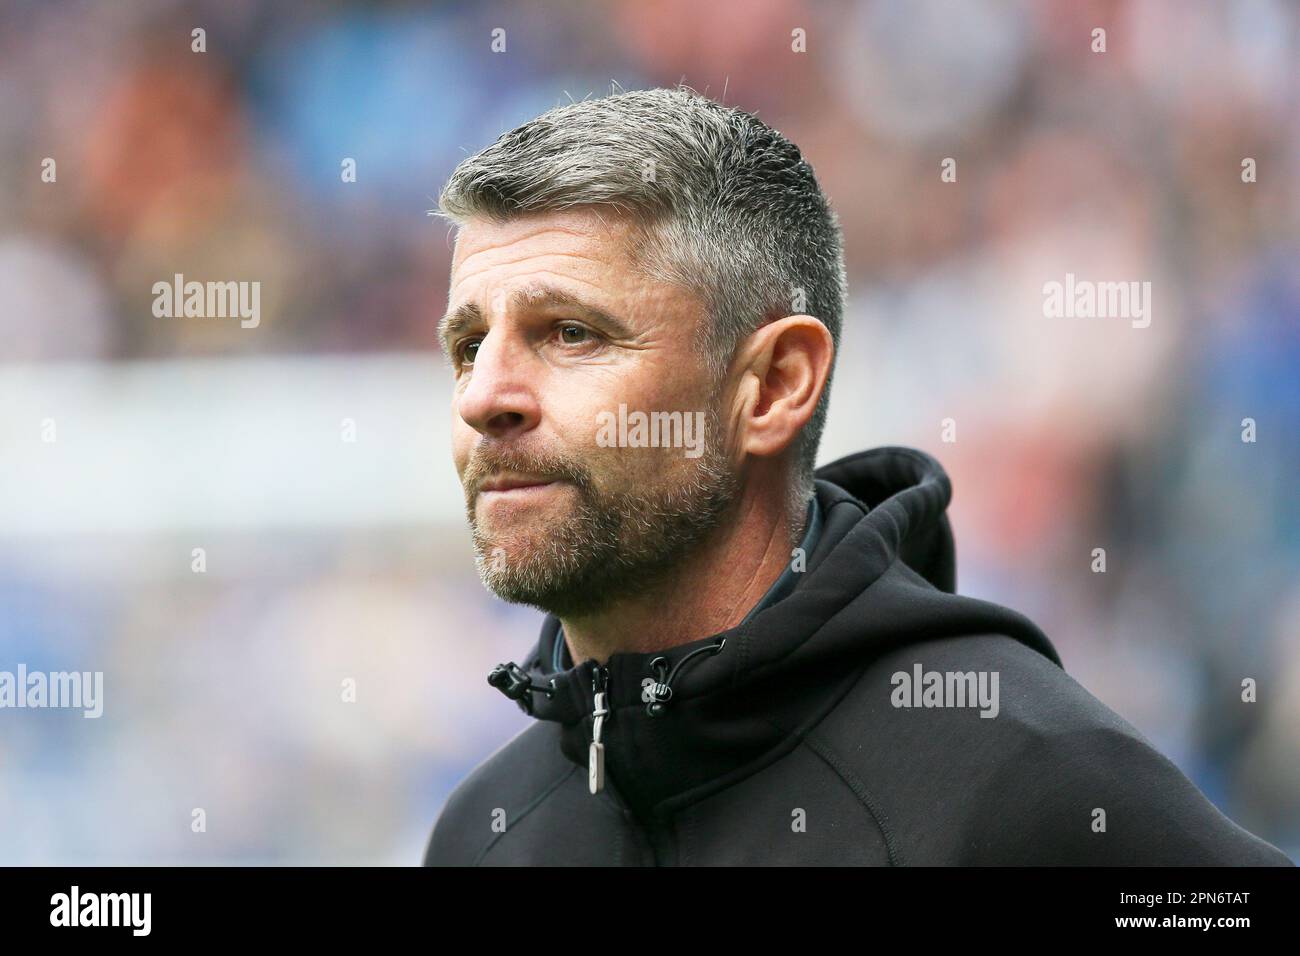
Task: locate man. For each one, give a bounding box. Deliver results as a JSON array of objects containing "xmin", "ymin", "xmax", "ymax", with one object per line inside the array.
[{"xmin": 423, "ymin": 87, "xmax": 1292, "ymax": 866}]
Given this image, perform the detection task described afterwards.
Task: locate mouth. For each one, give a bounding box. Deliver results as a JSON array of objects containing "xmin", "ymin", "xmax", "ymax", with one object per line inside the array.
[{"xmin": 477, "ymin": 473, "xmax": 561, "ymax": 498}]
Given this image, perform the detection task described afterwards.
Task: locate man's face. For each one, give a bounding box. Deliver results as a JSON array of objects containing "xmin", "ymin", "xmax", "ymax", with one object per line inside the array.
[{"xmin": 442, "ymin": 208, "xmax": 740, "ymax": 616}]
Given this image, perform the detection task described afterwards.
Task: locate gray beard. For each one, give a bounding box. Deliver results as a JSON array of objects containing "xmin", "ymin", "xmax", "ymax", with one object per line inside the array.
[{"xmin": 468, "ymin": 439, "xmax": 739, "ymax": 619}]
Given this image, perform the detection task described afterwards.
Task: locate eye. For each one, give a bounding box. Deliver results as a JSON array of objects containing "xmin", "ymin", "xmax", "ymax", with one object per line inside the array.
[
  {"xmin": 557, "ymin": 323, "xmax": 590, "ymax": 345},
  {"xmin": 456, "ymin": 338, "xmax": 482, "ymax": 366}
]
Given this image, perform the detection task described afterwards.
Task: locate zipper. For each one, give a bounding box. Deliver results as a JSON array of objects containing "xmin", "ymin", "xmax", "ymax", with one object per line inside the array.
[
  {"xmin": 590, "ymin": 757, "xmax": 663, "ymax": 865},
  {"xmin": 588, "ymin": 662, "xmax": 610, "ymax": 794},
  {"xmin": 584, "ymin": 638, "xmax": 726, "ymax": 793},
  {"xmin": 584, "ymin": 648, "xmax": 722, "ymax": 865}
]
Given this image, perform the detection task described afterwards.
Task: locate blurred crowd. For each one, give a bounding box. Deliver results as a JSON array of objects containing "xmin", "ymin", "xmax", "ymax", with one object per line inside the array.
[{"xmin": 0, "ymin": 0, "xmax": 1296, "ymax": 863}]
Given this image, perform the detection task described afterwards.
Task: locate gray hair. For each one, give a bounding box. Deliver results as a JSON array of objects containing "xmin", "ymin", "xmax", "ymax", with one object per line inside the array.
[{"xmin": 437, "ymin": 85, "xmax": 846, "ymax": 528}]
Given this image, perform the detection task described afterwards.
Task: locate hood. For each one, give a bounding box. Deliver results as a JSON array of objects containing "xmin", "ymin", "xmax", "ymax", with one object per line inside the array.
[{"xmin": 486, "ymin": 445, "xmax": 1062, "ymax": 820}]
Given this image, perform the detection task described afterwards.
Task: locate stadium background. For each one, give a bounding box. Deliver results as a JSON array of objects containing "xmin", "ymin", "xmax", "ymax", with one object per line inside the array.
[{"xmin": 0, "ymin": 0, "xmax": 1297, "ymax": 863}]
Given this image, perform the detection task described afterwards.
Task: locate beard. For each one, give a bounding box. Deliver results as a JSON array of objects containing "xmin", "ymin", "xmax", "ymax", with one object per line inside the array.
[{"xmin": 461, "ymin": 407, "xmax": 739, "ymax": 618}]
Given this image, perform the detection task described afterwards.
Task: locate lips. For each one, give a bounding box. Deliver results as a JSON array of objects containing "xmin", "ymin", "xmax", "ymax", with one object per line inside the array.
[{"xmin": 478, "ymin": 474, "xmax": 558, "ymax": 495}]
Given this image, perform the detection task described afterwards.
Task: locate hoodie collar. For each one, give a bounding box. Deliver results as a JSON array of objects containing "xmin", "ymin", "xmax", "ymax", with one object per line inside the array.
[
  {"xmin": 486, "ymin": 446, "xmax": 1060, "ymax": 820},
  {"xmin": 738, "ymin": 493, "xmax": 823, "ymax": 626}
]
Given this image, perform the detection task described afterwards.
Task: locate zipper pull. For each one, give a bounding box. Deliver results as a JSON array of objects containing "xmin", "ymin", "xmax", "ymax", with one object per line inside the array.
[{"xmin": 588, "ymin": 663, "xmax": 609, "ymax": 795}]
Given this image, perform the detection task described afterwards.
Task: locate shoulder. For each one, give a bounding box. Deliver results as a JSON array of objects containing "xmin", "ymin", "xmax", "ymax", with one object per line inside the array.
[
  {"xmin": 422, "ymin": 720, "xmax": 576, "ymax": 866},
  {"xmin": 819, "ymin": 634, "xmax": 1294, "ymax": 865}
]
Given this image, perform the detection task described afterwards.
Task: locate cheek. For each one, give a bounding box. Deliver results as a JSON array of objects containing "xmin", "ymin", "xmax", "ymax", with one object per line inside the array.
[
  {"xmin": 587, "ymin": 370, "xmax": 719, "ymax": 471},
  {"xmin": 450, "ymin": 411, "xmax": 474, "ymax": 475},
  {"xmin": 551, "ymin": 380, "xmax": 620, "ymax": 454}
]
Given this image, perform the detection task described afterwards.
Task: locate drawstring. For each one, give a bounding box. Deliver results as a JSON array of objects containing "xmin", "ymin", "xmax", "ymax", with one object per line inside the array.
[
  {"xmin": 487, "ymin": 661, "xmax": 555, "ymax": 715},
  {"xmin": 642, "ymin": 637, "xmax": 727, "ymax": 716},
  {"xmin": 489, "ymin": 636, "xmax": 728, "ymax": 718}
]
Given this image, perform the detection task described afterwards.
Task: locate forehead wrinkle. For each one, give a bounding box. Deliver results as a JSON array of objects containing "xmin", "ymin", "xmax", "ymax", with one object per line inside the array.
[
  {"xmin": 444, "ymin": 221, "xmax": 693, "ymax": 346},
  {"xmin": 454, "ymin": 247, "xmax": 621, "ymax": 281},
  {"xmin": 508, "ymin": 281, "xmax": 636, "ymax": 338},
  {"xmin": 451, "ymin": 216, "xmax": 629, "ymax": 275}
]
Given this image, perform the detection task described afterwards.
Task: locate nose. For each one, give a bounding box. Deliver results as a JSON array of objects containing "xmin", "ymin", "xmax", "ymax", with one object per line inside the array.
[{"xmin": 455, "ymin": 328, "xmax": 542, "ymax": 440}]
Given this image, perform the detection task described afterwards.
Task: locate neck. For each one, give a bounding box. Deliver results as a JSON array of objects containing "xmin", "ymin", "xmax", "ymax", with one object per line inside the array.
[{"xmin": 560, "ymin": 475, "xmax": 799, "ymax": 666}]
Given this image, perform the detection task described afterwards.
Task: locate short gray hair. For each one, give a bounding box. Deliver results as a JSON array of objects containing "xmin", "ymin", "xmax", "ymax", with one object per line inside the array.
[{"xmin": 437, "ymin": 85, "xmax": 846, "ymax": 526}]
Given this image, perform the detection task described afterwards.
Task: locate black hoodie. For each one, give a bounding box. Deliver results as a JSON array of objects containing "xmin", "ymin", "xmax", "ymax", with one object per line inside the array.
[{"xmin": 423, "ymin": 446, "xmax": 1294, "ymax": 866}]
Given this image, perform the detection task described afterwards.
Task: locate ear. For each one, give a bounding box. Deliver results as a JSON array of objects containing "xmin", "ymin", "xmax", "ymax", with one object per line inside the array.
[{"xmin": 730, "ymin": 315, "xmax": 834, "ymax": 461}]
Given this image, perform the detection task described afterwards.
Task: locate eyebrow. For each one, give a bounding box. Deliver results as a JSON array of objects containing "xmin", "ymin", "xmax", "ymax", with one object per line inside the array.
[
  {"xmin": 438, "ymin": 284, "xmax": 633, "ymax": 352},
  {"xmin": 437, "ymin": 301, "xmax": 483, "ymax": 352}
]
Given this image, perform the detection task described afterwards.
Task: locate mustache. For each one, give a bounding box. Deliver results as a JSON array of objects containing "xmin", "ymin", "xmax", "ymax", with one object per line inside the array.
[{"xmin": 462, "ymin": 444, "xmax": 595, "ymax": 500}]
